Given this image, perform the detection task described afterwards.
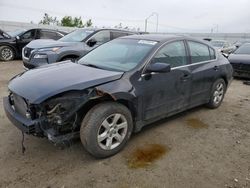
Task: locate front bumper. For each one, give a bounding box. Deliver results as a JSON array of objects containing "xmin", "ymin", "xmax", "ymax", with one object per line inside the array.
[
  {"xmin": 3, "ymin": 97, "xmax": 79, "ymax": 144},
  {"xmin": 22, "ymin": 50, "xmax": 59, "ymax": 70},
  {"xmin": 3, "ymin": 97, "xmax": 40, "ymax": 134}
]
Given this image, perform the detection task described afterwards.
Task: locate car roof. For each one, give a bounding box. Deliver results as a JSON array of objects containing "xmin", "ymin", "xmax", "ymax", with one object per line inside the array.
[
  {"xmin": 75, "ymin": 27, "xmax": 138, "ymax": 34},
  {"xmin": 25, "ymin": 28, "xmax": 67, "ymax": 34},
  {"xmin": 121, "ymin": 34, "xmax": 197, "ymax": 42},
  {"xmin": 211, "ymin": 40, "xmax": 227, "ymax": 42}
]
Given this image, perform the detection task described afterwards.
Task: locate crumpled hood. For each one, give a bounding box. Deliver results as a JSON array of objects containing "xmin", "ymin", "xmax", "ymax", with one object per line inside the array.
[
  {"xmin": 26, "ymin": 39, "xmax": 82, "ymax": 49},
  {"xmin": 8, "ymin": 61, "xmax": 123, "ymax": 104},
  {"xmin": 228, "ymin": 54, "xmax": 250, "ymax": 64}
]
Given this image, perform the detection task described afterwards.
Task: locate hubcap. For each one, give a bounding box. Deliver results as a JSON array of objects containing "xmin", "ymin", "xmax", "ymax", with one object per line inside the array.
[
  {"xmin": 97, "ymin": 113, "xmax": 128, "ymax": 150},
  {"xmin": 213, "ymin": 83, "xmax": 224, "ymax": 105},
  {"xmin": 1, "ymin": 48, "xmax": 13, "ymax": 61}
]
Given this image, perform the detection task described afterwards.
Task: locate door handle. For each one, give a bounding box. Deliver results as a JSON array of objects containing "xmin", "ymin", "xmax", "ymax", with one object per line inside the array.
[
  {"xmin": 180, "ymin": 74, "xmax": 191, "ymax": 82},
  {"xmin": 213, "ymin": 66, "xmax": 219, "ymax": 71}
]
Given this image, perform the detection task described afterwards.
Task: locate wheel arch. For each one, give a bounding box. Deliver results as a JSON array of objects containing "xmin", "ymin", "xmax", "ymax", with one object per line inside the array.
[
  {"xmin": 78, "ymin": 94, "xmax": 137, "ymax": 124},
  {"xmin": 59, "ymin": 54, "xmax": 80, "ymax": 61},
  {"xmin": 0, "ymin": 44, "xmax": 17, "ymax": 57}
]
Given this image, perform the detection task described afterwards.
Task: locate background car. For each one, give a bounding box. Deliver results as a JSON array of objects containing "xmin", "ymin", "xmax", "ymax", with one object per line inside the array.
[
  {"xmin": 228, "ymin": 43, "xmax": 250, "ymax": 78},
  {"xmin": 0, "ymin": 29, "xmax": 11, "ymax": 39},
  {"xmin": 210, "ymin": 40, "xmax": 236, "ymax": 54},
  {"xmin": 4, "ymin": 35, "xmax": 233, "ymax": 158},
  {"xmin": 22, "ymin": 28, "xmax": 137, "ymax": 69},
  {"xmin": 234, "ymin": 39, "xmax": 250, "ymax": 48},
  {"xmin": 0, "ymin": 28, "xmax": 67, "ymax": 61}
]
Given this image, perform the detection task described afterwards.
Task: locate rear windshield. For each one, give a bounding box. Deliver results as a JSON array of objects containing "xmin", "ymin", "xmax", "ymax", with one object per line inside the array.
[{"xmin": 234, "ymin": 43, "xmax": 250, "ymax": 55}]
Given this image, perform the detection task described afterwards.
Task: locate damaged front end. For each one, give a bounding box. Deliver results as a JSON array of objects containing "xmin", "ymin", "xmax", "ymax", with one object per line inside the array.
[{"xmin": 4, "ymin": 88, "xmax": 109, "ymax": 145}]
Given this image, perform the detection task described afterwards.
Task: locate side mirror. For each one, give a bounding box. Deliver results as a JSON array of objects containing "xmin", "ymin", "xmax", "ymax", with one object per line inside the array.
[
  {"xmin": 87, "ymin": 38, "xmax": 97, "ymax": 47},
  {"xmin": 146, "ymin": 62, "xmax": 171, "ymax": 73},
  {"xmin": 222, "ymin": 52, "xmax": 229, "ymax": 58}
]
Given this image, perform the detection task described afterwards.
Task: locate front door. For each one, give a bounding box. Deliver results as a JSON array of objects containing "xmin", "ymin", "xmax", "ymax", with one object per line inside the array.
[
  {"xmin": 136, "ymin": 40, "xmax": 192, "ymax": 121},
  {"xmin": 17, "ymin": 29, "xmax": 36, "ymax": 52}
]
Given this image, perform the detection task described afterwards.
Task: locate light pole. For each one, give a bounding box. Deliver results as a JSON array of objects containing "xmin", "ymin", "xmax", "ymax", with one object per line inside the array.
[{"xmin": 145, "ymin": 12, "xmax": 159, "ymax": 32}]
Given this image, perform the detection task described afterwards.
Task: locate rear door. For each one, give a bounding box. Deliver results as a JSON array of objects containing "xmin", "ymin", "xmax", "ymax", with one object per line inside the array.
[
  {"xmin": 39, "ymin": 30, "xmax": 60, "ymax": 40},
  {"xmin": 138, "ymin": 40, "xmax": 192, "ymax": 120},
  {"xmin": 187, "ymin": 40, "xmax": 219, "ymax": 106}
]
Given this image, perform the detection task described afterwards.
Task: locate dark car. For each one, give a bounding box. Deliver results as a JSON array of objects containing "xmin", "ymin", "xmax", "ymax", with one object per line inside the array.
[
  {"xmin": 228, "ymin": 43, "xmax": 250, "ymax": 78},
  {"xmin": 3, "ymin": 35, "xmax": 233, "ymax": 158},
  {"xmin": 22, "ymin": 28, "xmax": 137, "ymax": 69},
  {"xmin": 0, "ymin": 29, "xmax": 11, "ymax": 39},
  {"xmin": 210, "ymin": 40, "xmax": 236, "ymax": 54},
  {"xmin": 0, "ymin": 28, "xmax": 67, "ymax": 61}
]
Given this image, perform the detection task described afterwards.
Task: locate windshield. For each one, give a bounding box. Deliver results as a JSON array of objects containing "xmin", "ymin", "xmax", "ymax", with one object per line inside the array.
[
  {"xmin": 211, "ymin": 41, "xmax": 225, "ymax": 48},
  {"xmin": 7, "ymin": 29, "xmax": 26, "ymax": 37},
  {"xmin": 234, "ymin": 43, "xmax": 250, "ymax": 54},
  {"xmin": 78, "ymin": 38, "xmax": 157, "ymax": 72},
  {"xmin": 59, "ymin": 29, "xmax": 94, "ymax": 42}
]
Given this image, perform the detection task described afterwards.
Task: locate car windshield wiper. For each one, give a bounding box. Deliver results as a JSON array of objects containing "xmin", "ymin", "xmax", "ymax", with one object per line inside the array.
[{"xmin": 82, "ymin": 63, "xmax": 103, "ymax": 70}]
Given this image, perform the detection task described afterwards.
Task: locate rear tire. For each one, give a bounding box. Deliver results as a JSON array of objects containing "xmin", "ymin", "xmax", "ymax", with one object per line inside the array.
[
  {"xmin": 0, "ymin": 46, "xmax": 15, "ymax": 61},
  {"xmin": 80, "ymin": 102, "xmax": 133, "ymax": 158},
  {"xmin": 206, "ymin": 78, "xmax": 226, "ymax": 109}
]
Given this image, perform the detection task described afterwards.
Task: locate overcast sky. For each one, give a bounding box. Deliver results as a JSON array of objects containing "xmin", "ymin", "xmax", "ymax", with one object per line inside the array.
[{"xmin": 0, "ymin": 0, "xmax": 250, "ymax": 33}]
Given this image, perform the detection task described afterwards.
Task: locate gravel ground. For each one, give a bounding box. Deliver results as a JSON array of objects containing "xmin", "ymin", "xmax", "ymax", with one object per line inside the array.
[{"xmin": 0, "ymin": 61, "xmax": 250, "ymax": 188}]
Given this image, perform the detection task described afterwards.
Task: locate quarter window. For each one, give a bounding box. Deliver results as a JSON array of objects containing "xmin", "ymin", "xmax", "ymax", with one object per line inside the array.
[
  {"xmin": 188, "ymin": 41, "xmax": 210, "ymax": 63},
  {"xmin": 152, "ymin": 41, "xmax": 188, "ymax": 68}
]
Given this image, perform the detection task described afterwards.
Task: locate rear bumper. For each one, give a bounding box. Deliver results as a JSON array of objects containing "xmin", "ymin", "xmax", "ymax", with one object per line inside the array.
[
  {"xmin": 3, "ymin": 97, "xmax": 39, "ymax": 134},
  {"xmin": 233, "ymin": 71, "xmax": 250, "ymax": 78},
  {"xmin": 231, "ymin": 63, "xmax": 250, "ymax": 78}
]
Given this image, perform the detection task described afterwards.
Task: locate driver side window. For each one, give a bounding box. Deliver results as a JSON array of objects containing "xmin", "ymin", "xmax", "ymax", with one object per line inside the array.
[
  {"xmin": 90, "ymin": 31, "xmax": 110, "ymax": 45},
  {"xmin": 152, "ymin": 41, "xmax": 188, "ymax": 68},
  {"xmin": 21, "ymin": 30, "xmax": 35, "ymax": 40}
]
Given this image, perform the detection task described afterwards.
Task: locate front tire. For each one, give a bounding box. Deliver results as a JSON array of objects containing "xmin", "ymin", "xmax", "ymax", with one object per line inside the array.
[
  {"xmin": 0, "ymin": 46, "xmax": 15, "ymax": 61},
  {"xmin": 80, "ymin": 102, "xmax": 133, "ymax": 158},
  {"xmin": 206, "ymin": 78, "xmax": 226, "ymax": 109}
]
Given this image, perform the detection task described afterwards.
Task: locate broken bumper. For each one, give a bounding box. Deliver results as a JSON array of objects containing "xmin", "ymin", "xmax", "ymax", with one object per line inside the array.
[
  {"xmin": 3, "ymin": 97, "xmax": 79, "ymax": 143},
  {"xmin": 3, "ymin": 97, "xmax": 39, "ymax": 134}
]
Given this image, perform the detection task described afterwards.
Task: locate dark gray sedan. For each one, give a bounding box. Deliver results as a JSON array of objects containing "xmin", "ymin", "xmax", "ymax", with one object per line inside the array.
[
  {"xmin": 4, "ymin": 34, "xmax": 233, "ymax": 158},
  {"xmin": 228, "ymin": 43, "xmax": 250, "ymax": 78}
]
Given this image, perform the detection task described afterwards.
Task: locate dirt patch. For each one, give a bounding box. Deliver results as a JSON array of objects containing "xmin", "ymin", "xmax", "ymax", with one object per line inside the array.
[
  {"xmin": 186, "ymin": 118, "xmax": 208, "ymax": 129},
  {"xmin": 127, "ymin": 144, "xmax": 169, "ymax": 169}
]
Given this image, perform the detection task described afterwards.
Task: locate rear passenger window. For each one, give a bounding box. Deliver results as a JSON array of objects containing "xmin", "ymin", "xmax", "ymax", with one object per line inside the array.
[
  {"xmin": 209, "ymin": 47, "xmax": 216, "ymax": 60},
  {"xmin": 40, "ymin": 30, "xmax": 59, "ymax": 40},
  {"xmin": 152, "ymin": 41, "xmax": 188, "ymax": 68},
  {"xmin": 188, "ymin": 41, "xmax": 210, "ymax": 63},
  {"xmin": 111, "ymin": 32, "xmax": 129, "ymax": 39}
]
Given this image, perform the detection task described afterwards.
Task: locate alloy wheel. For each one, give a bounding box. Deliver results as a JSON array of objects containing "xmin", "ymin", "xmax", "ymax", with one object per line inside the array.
[
  {"xmin": 1, "ymin": 47, "xmax": 14, "ymax": 61},
  {"xmin": 213, "ymin": 83, "xmax": 224, "ymax": 105},
  {"xmin": 97, "ymin": 113, "xmax": 128, "ymax": 150}
]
